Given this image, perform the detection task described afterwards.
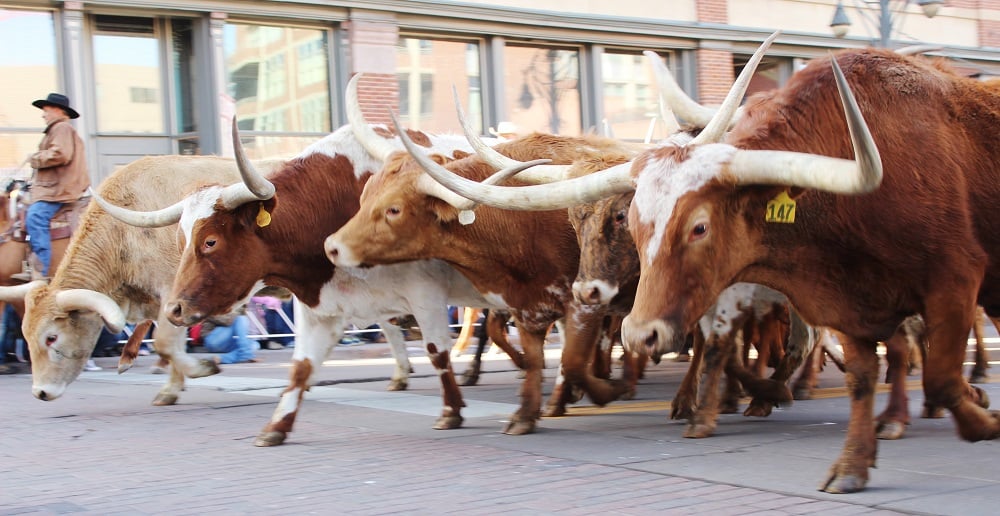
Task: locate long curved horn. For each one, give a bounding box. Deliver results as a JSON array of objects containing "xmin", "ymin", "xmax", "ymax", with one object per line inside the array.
[
  {"xmin": 231, "ymin": 117, "xmax": 275, "ymax": 199},
  {"xmin": 451, "ymin": 87, "xmax": 570, "ymax": 184},
  {"xmin": 644, "ymin": 50, "xmax": 711, "ymax": 127},
  {"xmin": 391, "ymin": 113, "xmax": 561, "ymax": 211},
  {"xmin": 691, "ymin": 30, "xmax": 780, "ymax": 145},
  {"xmin": 727, "ymin": 56, "xmax": 882, "ymax": 194},
  {"xmin": 0, "ymin": 280, "xmax": 46, "ymax": 302},
  {"xmin": 90, "ymin": 187, "xmax": 184, "ymax": 228},
  {"xmin": 56, "ymin": 289, "xmax": 127, "ymax": 334},
  {"xmin": 895, "ymin": 44, "xmax": 943, "ymax": 56},
  {"xmin": 347, "ymin": 73, "xmax": 397, "ymax": 162}
]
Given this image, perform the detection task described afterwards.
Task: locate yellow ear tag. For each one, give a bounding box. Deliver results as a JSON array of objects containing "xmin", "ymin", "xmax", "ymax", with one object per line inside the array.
[
  {"xmin": 765, "ymin": 191, "xmax": 796, "ymax": 223},
  {"xmin": 256, "ymin": 203, "xmax": 271, "ymax": 227}
]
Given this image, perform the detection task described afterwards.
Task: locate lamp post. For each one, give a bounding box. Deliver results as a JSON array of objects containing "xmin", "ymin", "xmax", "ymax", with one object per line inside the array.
[{"xmin": 830, "ymin": 0, "xmax": 943, "ymax": 48}]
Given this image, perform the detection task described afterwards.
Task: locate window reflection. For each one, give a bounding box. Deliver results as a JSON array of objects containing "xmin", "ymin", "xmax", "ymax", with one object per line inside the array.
[
  {"xmin": 504, "ymin": 45, "xmax": 580, "ymax": 135},
  {"xmin": 396, "ymin": 37, "xmax": 482, "ymax": 134},
  {"xmin": 601, "ymin": 50, "xmax": 666, "ymax": 142},
  {"xmin": 93, "ymin": 15, "xmax": 163, "ymax": 134},
  {"xmin": 0, "ymin": 9, "xmax": 58, "ymax": 173},
  {"xmin": 224, "ymin": 23, "xmax": 330, "ymax": 159}
]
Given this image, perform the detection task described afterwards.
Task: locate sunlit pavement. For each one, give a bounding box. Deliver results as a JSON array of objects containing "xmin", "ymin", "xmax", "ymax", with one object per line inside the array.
[{"xmin": 2, "ymin": 333, "xmax": 999, "ymax": 515}]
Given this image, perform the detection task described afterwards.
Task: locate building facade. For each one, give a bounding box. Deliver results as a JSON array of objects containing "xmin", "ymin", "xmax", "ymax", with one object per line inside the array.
[{"xmin": 1, "ymin": 0, "xmax": 998, "ymax": 185}]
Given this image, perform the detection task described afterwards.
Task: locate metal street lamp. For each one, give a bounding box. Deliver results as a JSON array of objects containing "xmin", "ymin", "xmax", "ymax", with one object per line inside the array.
[{"xmin": 830, "ymin": 0, "xmax": 943, "ymax": 48}]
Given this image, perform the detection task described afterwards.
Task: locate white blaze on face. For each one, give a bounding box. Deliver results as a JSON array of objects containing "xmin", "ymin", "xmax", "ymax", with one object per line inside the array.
[
  {"xmin": 632, "ymin": 143, "xmax": 736, "ymax": 263},
  {"xmin": 178, "ymin": 186, "xmax": 227, "ymax": 249}
]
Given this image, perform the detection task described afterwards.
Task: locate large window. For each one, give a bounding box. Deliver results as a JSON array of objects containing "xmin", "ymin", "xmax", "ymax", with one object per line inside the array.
[
  {"xmin": 504, "ymin": 44, "xmax": 581, "ymax": 136},
  {"xmin": 0, "ymin": 9, "xmax": 59, "ymax": 178},
  {"xmin": 396, "ymin": 37, "xmax": 482, "ymax": 134},
  {"xmin": 93, "ymin": 15, "xmax": 164, "ymax": 134},
  {"xmin": 224, "ymin": 22, "xmax": 330, "ymax": 159},
  {"xmin": 601, "ymin": 49, "xmax": 668, "ymax": 142}
]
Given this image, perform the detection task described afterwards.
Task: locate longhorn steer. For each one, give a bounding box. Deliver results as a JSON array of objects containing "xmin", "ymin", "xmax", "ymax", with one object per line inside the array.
[
  {"xmin": 401, "ymin": 35, "xmax": 1000, "ymax": 492},
  {"xmin": 93, "ymin": 84, "xmax": 530, "ymax": 444},
  {"xmin": 8, "ymin": 155, "xmax": 289, "ymax": 403},
  {"xmin": 325, "ymin": 126, "xmax": 645, "ymax": 434}
]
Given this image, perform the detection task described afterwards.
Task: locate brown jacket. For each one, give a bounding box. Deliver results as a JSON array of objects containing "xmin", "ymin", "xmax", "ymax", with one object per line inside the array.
[{"xmin": 29, "ymin": 118, "xmax": 90, "ymax": 203}]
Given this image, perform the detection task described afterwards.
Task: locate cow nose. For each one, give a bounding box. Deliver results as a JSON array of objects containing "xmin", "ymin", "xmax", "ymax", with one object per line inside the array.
[
  {"xmin": 167, "ymin": 300, "xmax": 200, "ymax": 326},
  {"xmin": 37, "ymin": 390, "xmax": 48, "ymax": 401}
]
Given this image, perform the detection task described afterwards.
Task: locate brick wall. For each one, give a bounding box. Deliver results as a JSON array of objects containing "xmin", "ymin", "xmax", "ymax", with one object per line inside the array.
[
  {"xmin": 697, "ymin": 49, "xmax": 734, "ymax": 105},
  {"xmin": 696, "ymin": 0, "xmax": 728, "ymax": 23},
  {"xmin": 353, "ymin": 73, "xmax": 399, "ymax": 125},
  {"xmin": 696, "ymin": 0, "xmax": 732, "ymax": 104}
]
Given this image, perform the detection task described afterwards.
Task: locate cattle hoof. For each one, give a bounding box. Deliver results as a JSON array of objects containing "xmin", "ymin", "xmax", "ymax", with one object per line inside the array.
[
  {"xmin": 793, "ymin": 386, "xmax": 814, "ymax": 400},
  {"xmin": 719, "ymin": 398, "xmax": 740, "ymax": 414},
  {"xmin": 974, "ymin": 386, "xmax": 991, "ymax": 409},
  {"xmin": 970, "ymin": 371, "xmax": 989, "ymax": 384},
  {"xmin": 503, "ymin": 419, "xmax": 536, "ymax": 435},
  {"xmin": 619, "ymin": 388, "xmax": 637, "ymax": 401},
  {"xmin": 434, "ymin": 414, "xmax": 464, "ymax": 430},
  {"xmin": 569, "ymin": 386, "xmax": 585, "ymax": 404},
  {"xmin": 683, "ymin": 423, "xmax": 715, "ymax": 438},
  {"xmin": 670, "ymin": 404, "xmax": 695, "ymax": 421},
  {"xmin": 254, "ymin": 431, "xmax": 287, "ymax": 447},
  {"xmin": 543, "ymin": 404, "xmax": 567, "ymax": 417},
  {"xmin": 922, "ymin": 403, "xmax": 946, "ymax": 419},
  {"xmin": 820, "ymin": 472, "xmax": 867, "ymax": 494},
  {"xmin": 743, "ymin": 401, "xmax": 774, "ymax": 418},
  {"xmin": 192, "ymin": 358, "xmax": 221, "ymax": 378},
  {"xmin": 386, "ymin": 379, "xmax": 408, "ymax": 391},
  {"xmin": 457, "ymin": 374, "xmax": 479, "ymax": 387},
  {"xmin": 876, "ymin": 420, "xmax": 907, "ymax": 440},
  {"xmin": 117, "ymin": 362, "xmax": 134, "ymax": 374},
  {"xmin": 151, "ymin": 393, "xmax": 178, "ymax": 406}
]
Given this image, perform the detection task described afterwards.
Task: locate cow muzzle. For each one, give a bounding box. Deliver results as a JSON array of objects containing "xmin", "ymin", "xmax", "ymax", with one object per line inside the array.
[
  {"xmin": 621, "ymin": 314, "xmax": 683, "ymax": 358},
  {"xmin": 166, "ymin": 299, "xmax": 206, "ymax": 327},
  {"xmin": 32, "ymin": 382, "xmax": 66, "ymax": 401},
  {"xmin": 571, "ymin": 279, "xmax": 618, "ymax": 306},
  {"xmin": 324, "ymin": 235, "xmax": 361, "ymax": 267}
]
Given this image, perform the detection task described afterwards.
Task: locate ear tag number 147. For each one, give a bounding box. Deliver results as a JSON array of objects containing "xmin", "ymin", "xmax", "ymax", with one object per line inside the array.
[{"xmin": 766, "ymin": 191, "xmax": 796, "ymax": 223}]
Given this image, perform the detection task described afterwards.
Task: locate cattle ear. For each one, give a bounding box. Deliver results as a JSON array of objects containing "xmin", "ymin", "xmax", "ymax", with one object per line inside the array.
[
  {"xmin": 428, "ymin": 198, "xmax": 460, "ymax": 224},
  {"xmin": 238, "ymin": 197, "xmax": 278, "ymax": 229},
  {"xmin": 787, "ymin": 187, "xmax": 806, "ymax": 199},
  {"xmin": 451, "ymin": 150, "xmax": 471, "ymax": 160}
]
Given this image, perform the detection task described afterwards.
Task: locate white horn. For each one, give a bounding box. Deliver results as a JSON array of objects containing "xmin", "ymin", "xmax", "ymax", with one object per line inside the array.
[
  {"xmin": 644, "ymin": 50, "xmax": 708, "ymax": 128},
  {"xmin": 56, "ymin": 289, "xmax": 127, "ymax": 334},
  {"xmin": 895, "ymin": 44, "xmax": 943, "ymax": 56},
  {"xmin": 691, "ymin": 30, "xmax": 780, "ymax": 145},
  {"xmin": 347, "ymin": 73, "xmax": 397, "ymax": 162},
  {"xmin": 231, "ymin": 117, "xmax": 275, "ymax": 200},
  {"xmin": 0, "ymin": 280, "xmax": 47, "ymax": 302},
  {"xmin": 728, "ymin": 56, "xmax": 882, "ymax": 194},
  {"xmin": 451, "ymin": 87, "xmax": 570, "ymax": 184},
  {"xmin": 90, "ymin": 187, "xmax": 184, "ymax": 228}
]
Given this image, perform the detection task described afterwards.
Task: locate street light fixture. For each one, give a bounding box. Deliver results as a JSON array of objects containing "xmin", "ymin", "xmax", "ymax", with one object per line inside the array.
[{"xmin": 830, "ymin": 0, "xmax": 943, "ymax": 47}]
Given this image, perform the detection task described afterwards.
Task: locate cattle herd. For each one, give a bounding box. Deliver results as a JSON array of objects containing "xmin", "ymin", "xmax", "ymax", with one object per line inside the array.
[{"xmin": 3, "ymin": 30, "xmax": 1000, "ymax": 494}]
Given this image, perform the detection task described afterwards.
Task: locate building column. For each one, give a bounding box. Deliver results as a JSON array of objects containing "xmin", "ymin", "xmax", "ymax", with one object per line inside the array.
[
  {"xmin": 60, "ymin": 1, "xmax": 94, "ymax": 175},
  {"xmin": 344, "ymin": 11, "xmax": 398, "ymax": 125},
  {"xmin": 209, "ymin": 12, "xmax": 231, "ymax": 157},
  {"xmin": 695, "ymin": 0, "xmax": 734, "ymax": 105}
]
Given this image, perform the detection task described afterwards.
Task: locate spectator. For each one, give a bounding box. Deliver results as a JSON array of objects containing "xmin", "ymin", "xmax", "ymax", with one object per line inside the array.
[
  {"xmin": 0, "ymin": 304, "xmax": 28, "ymax": 374},
  {"xmin": 198, "ymin": 312, "xmax": 259, "ymax": 364},
  {"xmin": 17, "ymin": 93, "xmax": 91, "ymax": 280},
  {"xmin": 252, "ymin": 295, "xmax": 295, "ymax": 349}
]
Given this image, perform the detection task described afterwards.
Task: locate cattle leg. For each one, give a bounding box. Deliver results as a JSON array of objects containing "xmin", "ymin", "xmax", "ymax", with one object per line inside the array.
[
  {"xmin": 969, "ymin": 307, "xmax": 992, "ymax": 383},
  {"xmin": 671, "ymin": 332, "xmax": 703, "ymax": 420},
  {"xmin": 685, "ymin": 331, "xmax": 735, "ymax": 438},
  {"xmin": 149, "ymin": 318, "xmax": 218, "ymax": 406},
  {"xmin": 382, "ymin": 323, "xmax": 413, "ymax": 391},
  {"xmin": 458, "ymin": 310, "xmax": 489, "ymax": 386},
  {"xmin": 451, "ymin": 307, "xmax": 480, "ymax": 357},
  {"xmin": 256, "ymin": 312, "xmax": 345, "ymax": 447},
  {"xmin": 820, "ymin": 334, "xmax": 879, "ymax": 494},
  {"xmin": 875, "ymin": 325, "xmax": 912, "ymax": 440},
  {"xmin": 744, "ymin": 310, "xmax": 809, "ymax": 417},
  {"xmin": 504, "ymin": 324, "xmax": 548, "ymax": 435},
  {"xmin": 922, "ymin": 296, "xmax": 1000, "ymax": 444},
  {"xmin": 546, "ymin": 309, "xmax": 628, "ymax": 416},
  {"xmin": 117, "ymin": 319, "xmax": 154, "ymax": 374},
  {"xmin": 428, "ymin": 343, "xmax": 465, "ymax": 430}
]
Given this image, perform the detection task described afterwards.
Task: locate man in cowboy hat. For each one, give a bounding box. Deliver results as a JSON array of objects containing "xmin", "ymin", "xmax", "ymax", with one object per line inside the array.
[{"xmin": 23, "ymin": 93, "xmax": 91, "ymax": 278}]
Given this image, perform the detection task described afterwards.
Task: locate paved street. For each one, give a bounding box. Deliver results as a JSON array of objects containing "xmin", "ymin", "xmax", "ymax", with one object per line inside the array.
[{"xmin": 2, "ymin": 333, "xmax": 999, "ymax": 515}]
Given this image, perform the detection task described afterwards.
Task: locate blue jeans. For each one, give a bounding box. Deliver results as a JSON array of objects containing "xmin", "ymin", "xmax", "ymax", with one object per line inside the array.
[
  {"xmin": 26, "ymin": 200, "xmax": 62, "ymax": 275},
  {"xmin": 202, "ymin": 316, "xmax": 257, "ymax": 364}
]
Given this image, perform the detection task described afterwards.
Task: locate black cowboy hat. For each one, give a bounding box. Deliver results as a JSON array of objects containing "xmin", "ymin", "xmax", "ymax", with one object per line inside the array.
[{"xmin": 32, "ymin": 93, "xmax": 80, "ymax": 119}]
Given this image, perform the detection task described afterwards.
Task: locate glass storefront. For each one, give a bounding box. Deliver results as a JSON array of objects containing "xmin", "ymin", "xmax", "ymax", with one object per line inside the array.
[
  {"xmin": 396, "ymin": 37, "xmax": 483, "ymax": 134},
  {"xmin": 503, "ymin": 44, "xmax": 581, "ymax": 136}
]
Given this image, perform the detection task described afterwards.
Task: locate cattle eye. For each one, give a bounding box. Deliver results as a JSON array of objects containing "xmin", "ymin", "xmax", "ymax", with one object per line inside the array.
[
  {"xmin": 689, "ymin": 222, "xmax": 708, "ymax": 242},
  {"xmin": 203, "ymin": 238, "xmax": 217, "ymax": 251},
  {"xmin": 45, "ymin": 334, "xmax": 57, "ymax": 347},
  {"xmin": 614, "ymin": 210, "xmax": 627, "ymax": 224},
  {"xmin": 386, "ymin": 207, "xmax": 401, "ymax": 218}
]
